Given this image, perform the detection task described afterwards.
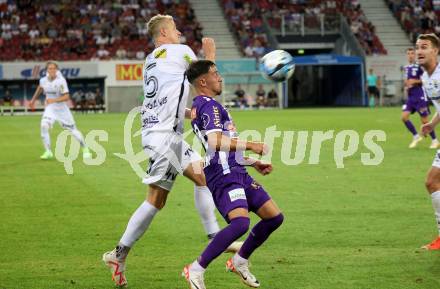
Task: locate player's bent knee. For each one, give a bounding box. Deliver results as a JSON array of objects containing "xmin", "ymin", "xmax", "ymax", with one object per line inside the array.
[
  {"xmin": 184, "ymin": 165, "xmax": 206, "ymax": 186},
  {"xmin": 192, "ymin": 175, "xmax": 206, "ymax": 186},
  {"xmin": 421, "ymin": 117, "xmax": 429, "ymax": 124},
  {"xmin": 147, "ymin": 185, "xmax": 169, "ymax": 210},
  {"xmin": 230, "ymin": 217, "xmax": 250, "ymax": 236},
  {"xmin": 401, "ymin": 114, "xmax": 409, "ymax": 122},
  {"xmin": 270, "ymin": 213, "xmax": 284, "ymax": 229}
]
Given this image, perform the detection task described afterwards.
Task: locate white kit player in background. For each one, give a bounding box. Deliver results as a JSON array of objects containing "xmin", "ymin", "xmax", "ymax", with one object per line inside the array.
[
  {"xmin": 416, "ymin": 33, "xmax": 440, "ymax": 250},
  {"xmin": 29, "ymin": 61, "xmax": 91, "ymax": 160},
  {"xmin": 102, "ymin": 14, "xmax": 241, "ymax": 287}
]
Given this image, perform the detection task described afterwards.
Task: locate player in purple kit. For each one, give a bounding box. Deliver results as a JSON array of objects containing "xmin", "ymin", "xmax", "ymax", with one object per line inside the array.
[
  {"xmin": 402, "ymin": 47, "xmax": 439, "ymax": 148},
  {"xmin": 182, "ymin": 60, "xmax": 284, "ymax": 289}
]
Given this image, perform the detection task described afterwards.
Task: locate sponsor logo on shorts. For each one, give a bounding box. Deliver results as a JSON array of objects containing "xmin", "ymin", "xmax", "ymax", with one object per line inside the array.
[
  {"xmin": 228, "ymin": 188, "xmax": 246, "ymax": 202},
  {"xmin": 164, "ymin": 167, "xmax": 178, "ymax": 181},
  {"xmin": 184, "ymin": 147, "xmax": 194, "ymax": 157},
  {"xmin": 142, "ymin": 115, "xmax": 160, "ymax": 129}
]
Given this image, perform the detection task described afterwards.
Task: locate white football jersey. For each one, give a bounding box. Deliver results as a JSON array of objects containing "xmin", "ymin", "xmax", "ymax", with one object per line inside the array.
[
  {"xmin": 39, "ymin": 73, "xmax": 69, "ymax": 108},
  {"xmin": 141, "ymin": 44, "xmax": 197, "ymax": 134},
  {"xmin": 421, "ymin": 63, "xmax": 440, "ymax": 112}
]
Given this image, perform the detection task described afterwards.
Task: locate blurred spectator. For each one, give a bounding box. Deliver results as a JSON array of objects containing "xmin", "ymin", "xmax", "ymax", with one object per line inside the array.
[
  {"xmin": 244, "ymin": 44, "xmax": 254, "ymax": 57},
  {"xmin": 136, "ymin": 49, "xmax": 146, "ymax": 60},
  {"xmin": 2, "ymin": 89, "xmax": 13, "ymax": 106},
  {"xmin": 96, "ymin": 32, "xmax": 110, "ymax": 45},
  {"xmin": 95, "ymin": 87, "xmax": 104, "ymax": 110},
  {"xmin": 72, "ymin": 89, "xmax": 85, "ymax": 111},
  {"xmin": 255, "ymin": 84, "xmax": 266, "ymax": 108},
  {"xmin": 0, "ymin": 0, "xmax": 204, "ymax": 61},
  {"xmin": 96, "ymin": 45, "xmax": 110, "ymax": 60},
  {"xmin": 367, "ymin": 68, "xmax": 380, "ymax": 107},
  {"xmin": 116, "ymin": 47, "xmax": 127, "ymax": 59},
  {"xmin": 222, "ymin": 0, "xmax": 386, "ymax": 56},
  {"xmin": 386, "ymin": 0, "xmax": 438, "ymax": 43},
  {"xmin": 267, "ymin": 88, "xmax": 278, "ymax": 107},
  {"xmin": 85, "ymin": 90, "xmax": 96, "ymax": 111},
  {"xmin": 28, "ymin": 26, "xmax": 40, "ymax": 39},
  {"xmin": 245, "ymin": 94, "xmax": 256, "ymax": 108},
  {"xmin": 75, "ymin": 39, "xmax": 88, "ymax": 57},
  {"xmin": 234, "ymin": 84, "xmax": 248, "ymax": 108},
  {"xmin": 252, "ymin": 39, "xmax": 266, "ymax": 59}
]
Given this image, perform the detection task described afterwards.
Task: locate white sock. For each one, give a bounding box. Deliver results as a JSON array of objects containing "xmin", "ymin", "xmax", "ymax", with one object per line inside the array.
[
  {"xmin": 190, "ymin": 260, "xmax": 206, "ymax": 272},
  {"xmin": 194, "ymin": 185, "xmax": 220, "ymax": 236},
  {"xmin": 119, "ymin": 201, "xmax": 159, "ymax": 247},
  {"xmin": 69, "ymin": 128, "xmax": 86, "ymax": 147},
  {"xmin": 431, "ymin": 191, "xmax": 440, "ymax": 235},
  {"xmin": 414, "ymin": 134, "xmax": 420, "ymax": 139},
  {"xmin": 233, "ymin": 253, "xmax": 248, "ymax": 265},
  {"xmin": 41, "ymin": 123, "xmax": 51, "ymax": 151}
]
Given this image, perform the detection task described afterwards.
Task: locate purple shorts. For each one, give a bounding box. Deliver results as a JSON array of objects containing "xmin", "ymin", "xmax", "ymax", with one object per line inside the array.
[
  {"xmin": 402, "ymin": 98, "xmax": 429, "ymax": 117},
  {"xmin": 207, "ymin": 167, "xmax": 271, "ymax": 223}
]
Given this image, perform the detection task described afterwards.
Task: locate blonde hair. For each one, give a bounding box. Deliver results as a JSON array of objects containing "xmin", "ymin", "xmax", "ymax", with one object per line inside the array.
[
  {"xmin": 46, "ymin": 60, "xmax": 59, "ymax": 69},
  {"xmin": 147, "ymin": 14, "xmax": 173, "ymax": 39}
]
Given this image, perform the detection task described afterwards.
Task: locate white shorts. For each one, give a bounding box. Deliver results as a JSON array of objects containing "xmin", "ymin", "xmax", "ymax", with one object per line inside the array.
[
  {"xmin": 142, "ymin": 131, "xmax": 202, "ymax": 191},
  {"xmin": 432, "ymin": 150, "xmax": 440, "ymax": 168},
  {"xmin": 42, "ymin": 104, "xmax": 76, "ymax": 129}
]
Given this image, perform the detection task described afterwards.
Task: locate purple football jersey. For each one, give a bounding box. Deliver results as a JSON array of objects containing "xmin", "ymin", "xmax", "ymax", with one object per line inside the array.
[
  {"xmin": 191, "ymin": 95, "xmax": 246, "ymax": 184},
  {"xmin": 404, "ymin": 63, "xmax": 425, "ymax": 100}
]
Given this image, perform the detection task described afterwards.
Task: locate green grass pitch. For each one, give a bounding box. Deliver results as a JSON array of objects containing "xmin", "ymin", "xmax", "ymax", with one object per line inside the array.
[{"xmin": 1, "ymin": 107, "xmax": 440, "ymax": 289}]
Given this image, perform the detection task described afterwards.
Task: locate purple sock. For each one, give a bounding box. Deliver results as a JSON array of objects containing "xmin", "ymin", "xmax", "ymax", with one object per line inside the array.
[
  {"xmin": 238, "ymin": 214, "xmax": 284, "ymax": 259},
  {"xmin": 430, "ymin": 130, "xmax": 437, "ymax": 140},
  {"xmin": 404, "ymin": 120, "xmax": 417, "ymax": 136},
  {"xmin": 198, "ymin": 217, "xmax": 250, "ymax": 268}
]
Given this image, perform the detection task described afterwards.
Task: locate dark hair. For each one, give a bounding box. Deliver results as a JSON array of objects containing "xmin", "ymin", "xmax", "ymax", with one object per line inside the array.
[
  {"xmin": 186, "ymin": 60, "xmax": 216, "ymax": 84},
  {"xmin": 417, "ymin": 33, "xmax": 440, "ymax": 49},
  {"xmin": 406, "ymin": 47, "xmax": 415, "ymax": 52}
]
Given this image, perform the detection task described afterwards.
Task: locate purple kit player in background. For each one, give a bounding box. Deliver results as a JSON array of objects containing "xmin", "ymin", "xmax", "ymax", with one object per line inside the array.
[
  {"xmin": 402, "ymin": 47, "xmax": 439, "ymax": 149},
  {"xmin": 182, "ymin": 60, "xmax": 284, "ymax": 289}
]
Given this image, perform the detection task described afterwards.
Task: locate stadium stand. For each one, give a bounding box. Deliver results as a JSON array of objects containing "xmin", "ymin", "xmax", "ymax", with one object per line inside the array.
[
  {"xmin": 385, "ymin": 0, "xmax": 439, "ymax": 43},
  {"xmin": 0, "ymin": 0, "xmax": 204, "ymax": 61},
  {"xmin": 220, "ymin": 0, "xmax": 386, "ymax": 56}
]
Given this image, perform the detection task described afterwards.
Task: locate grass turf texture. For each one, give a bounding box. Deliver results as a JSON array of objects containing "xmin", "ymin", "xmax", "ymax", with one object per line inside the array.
[{"xmin": 1, "ymin": 107, "xmax": 440, "ymax": 289}]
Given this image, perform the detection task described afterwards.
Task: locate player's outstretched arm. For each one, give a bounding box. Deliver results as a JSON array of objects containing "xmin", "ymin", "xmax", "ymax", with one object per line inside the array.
[
  {"xmin": 29, "ymin": 85, "xmax": 43, "ymax": 107},
  {"xmin": 206, "ymin": 131, "xmax": 269, "ymax": 155},
  {"xmin": 202, "ymin": 37, "xmax": 216, "ymax": 62},
  {"xmin": 243, "ymin": 157, "xmax": 273, "ymax": 175}
]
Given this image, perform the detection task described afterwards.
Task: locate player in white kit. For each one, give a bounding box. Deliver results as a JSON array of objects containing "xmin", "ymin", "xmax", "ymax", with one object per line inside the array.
[
  {"xmin": 415, "ymin": 33, "xmax": 440, "ymax": 250},
  {"xmin": 102, "ymin": 15, "xmax": 240, "ymax": 287},
  {"xmin": 29, "ymin": 61, "xmax": 91, "ymax": 160}
]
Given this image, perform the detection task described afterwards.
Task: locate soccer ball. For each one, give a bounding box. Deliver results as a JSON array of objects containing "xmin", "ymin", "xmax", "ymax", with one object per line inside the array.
[{"xmin": 259, "ymin": 50, "xmax": 295, "ymax": 82}]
